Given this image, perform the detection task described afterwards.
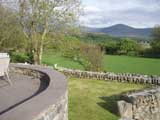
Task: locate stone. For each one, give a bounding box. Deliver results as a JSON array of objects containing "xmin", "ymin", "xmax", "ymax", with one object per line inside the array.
[{"xmin": 117, "ymin": 101, "xmax": 133, "ymax": 119}]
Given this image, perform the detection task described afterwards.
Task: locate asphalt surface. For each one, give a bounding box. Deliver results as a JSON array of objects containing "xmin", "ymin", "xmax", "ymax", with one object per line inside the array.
[{"xmin": 0, "ymin": 73, "xmax": 41, "ymax": 115}]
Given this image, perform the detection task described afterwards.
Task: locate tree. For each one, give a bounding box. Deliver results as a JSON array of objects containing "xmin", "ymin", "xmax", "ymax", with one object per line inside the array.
[
  {"xmin": 18, "ymin": 0, "xmax": 81, "ymax": 64},
  {"xmin": 151, "ymin": 25, "xmax": 160, "ymax": 53},
  {"xmin": 118, "ymin": 38, "xmax": 139, "ymax": 55},
  {"xmin": 104, "ymin": 40, "xmax": 119, "ymax": 54},
  {"xmin": 0, "ymin": 4, "xmax": 27, "ymax": 52}
]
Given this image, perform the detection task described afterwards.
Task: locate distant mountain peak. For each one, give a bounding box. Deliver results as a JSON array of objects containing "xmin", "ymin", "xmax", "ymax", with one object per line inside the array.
[
  {"xmin": 110, "ymin": 24, "xmax": 131, "ymax": 27},
  {"xmin": 83, "ymin": 24, "xmax": 153, "ymax": 39}
]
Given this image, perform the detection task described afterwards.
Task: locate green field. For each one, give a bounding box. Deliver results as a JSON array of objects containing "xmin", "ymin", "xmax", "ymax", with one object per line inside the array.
[
  {"xmin": 42, "ymin": 53, "xmax": 160, "ymax": 75},
  {"xmin": 42, "ymin": 53, "xmax": 84, "ymax": 70},
  {"xmin": 103, "ymin": 55, "xmax": 160, "ymax": 75},
  {"xmin": 69, "ymin": 78, "xmax": 149, "ymax": 120}
]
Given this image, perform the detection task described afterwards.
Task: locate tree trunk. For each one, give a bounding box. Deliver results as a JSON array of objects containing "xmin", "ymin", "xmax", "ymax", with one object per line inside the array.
[
  {"xmin": 39, "ymin": 43, "xmax": 43, "ymax": 64},
  {"xmin": 33, "ymin": 50, "xmax": 39, "ymax": 65},
  {"xmin": 33, "ymin": 40, "xmax": 43, "ymax": 65},
  {"xmin": 31, "ymin": 29, "xmax": 45, "ymax": 65}
]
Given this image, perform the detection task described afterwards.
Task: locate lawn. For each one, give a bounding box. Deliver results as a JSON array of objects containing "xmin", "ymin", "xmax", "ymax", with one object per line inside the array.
[
  {"xmin": 42, "ymin": 53, "xmax": 160, "ymax": 75},
  {"xmin": 103, "ymin": 55, "xmax": 160, "ymax": 75},
  {"xmin": 42, "ymin": 53, "xmax": 84, "ymax": 70},
  {"xmin": 68, "ymin": 78, "xmax": 149, "ymax": 120}
]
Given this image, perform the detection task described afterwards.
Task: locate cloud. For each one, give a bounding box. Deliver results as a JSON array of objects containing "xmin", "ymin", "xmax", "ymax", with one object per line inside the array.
[
  {"xmin": 84, "ymin": 6, "xmax": 102, "ymax": 13},
  {"xmin": 81, "ymin": 0, "xmax": 160, "ymax": 28}
]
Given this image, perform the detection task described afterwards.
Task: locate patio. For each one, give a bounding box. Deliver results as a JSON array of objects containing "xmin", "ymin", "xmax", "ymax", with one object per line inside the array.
[
  {"xmin": 0, "ymin": 72, "xmax": 46, "ymax": 115},
  {"xmin": 0, "ymin": 64, "xmax": 67, "ymax": 120}
]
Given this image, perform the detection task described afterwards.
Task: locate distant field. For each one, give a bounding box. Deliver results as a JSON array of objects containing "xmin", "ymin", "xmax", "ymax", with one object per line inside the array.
[
  {"xmin": 103, "ymin": 55, "xmax": 160, "ymax": 75},
  {"xmin": 68, "ymin": 78, "xmax": 149, "ymax": 120},
  {"xmin": 42, "ymin": 53, "xmax": 160, "ymax": 75}
]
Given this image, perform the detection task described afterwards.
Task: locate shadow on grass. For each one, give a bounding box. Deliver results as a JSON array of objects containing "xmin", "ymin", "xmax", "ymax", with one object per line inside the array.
[
  {"xmin": 97, "ymin": 95, "xmax": 122, "ymax": 116},
  {"xmin": 97, "ymin": 84, "xmax": 152, "ymax": 116},
  {"xmin": 97, "ymin": 90, "xmax": 137, "ymax": 117}
]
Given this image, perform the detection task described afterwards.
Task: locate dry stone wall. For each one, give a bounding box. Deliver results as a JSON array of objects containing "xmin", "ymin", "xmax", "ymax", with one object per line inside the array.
[
  {"xmin": 118, "ymin": 88, "xmax": 160, "ymax": 120},
  {"xmin": 55, "ymin": 66, "xmax": 160, "ymax": 120},
  {"xmin": 55, "ymin": 66, "xmax": 160, "ymax": 85}
]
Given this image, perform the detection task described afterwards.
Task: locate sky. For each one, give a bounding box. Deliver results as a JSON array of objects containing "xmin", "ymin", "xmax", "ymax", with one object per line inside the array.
[{"xmin": 80, "ymin": 0, "xmax": 160, "ymax": 28}]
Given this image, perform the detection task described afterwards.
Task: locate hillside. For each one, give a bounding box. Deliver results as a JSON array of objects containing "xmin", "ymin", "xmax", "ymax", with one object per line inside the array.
[
  {"xmin": 74, "ymin": 32, "xmax": 121, "ymax": 43},
  {"xmin": 83, "ymin": 24, "xmax": 153, "ymax": 39}
]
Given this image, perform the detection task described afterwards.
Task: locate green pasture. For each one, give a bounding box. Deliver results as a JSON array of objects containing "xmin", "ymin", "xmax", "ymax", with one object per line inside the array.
[{"xmin": 42, "ymin": 53, "xmax": 160, "ymax": 75}]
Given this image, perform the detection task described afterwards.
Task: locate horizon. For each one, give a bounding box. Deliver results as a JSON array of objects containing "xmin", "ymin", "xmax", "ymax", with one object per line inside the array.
[
  {"xmin": 80, "ymin": 0, "xmax": 160, "ymax": 28},
  {"xmin": 82, "ymin": 23, "xmax": 154, "ymax": 29}
]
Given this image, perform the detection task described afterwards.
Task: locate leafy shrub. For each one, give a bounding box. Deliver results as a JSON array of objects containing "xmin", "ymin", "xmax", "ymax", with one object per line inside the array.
[
  {"xmin": 80, "ymin": 43, "xmax": 104, "ymax": 71},
  {"xmin": 10, "ymin": 52, "xmax": 33, "ymax": 63}
]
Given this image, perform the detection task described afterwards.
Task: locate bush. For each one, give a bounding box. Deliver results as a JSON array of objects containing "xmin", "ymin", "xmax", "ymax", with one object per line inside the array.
[
  {"xmin": 80, "ymin": 43, "xmax": 104, "ymax": 71},
  {"xmin": 10, "ymin": 52, "xmax": 33, "ymax": 63}
]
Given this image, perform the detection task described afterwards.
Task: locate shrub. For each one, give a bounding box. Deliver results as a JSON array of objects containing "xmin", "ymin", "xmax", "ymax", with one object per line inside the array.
[
  {"xmin": 80, "ymin": 43, "xmax": 104, "ymax": 71},
  {"xmin": 10, "ymin": 52, "xmax": 33, "ymax": 63}
]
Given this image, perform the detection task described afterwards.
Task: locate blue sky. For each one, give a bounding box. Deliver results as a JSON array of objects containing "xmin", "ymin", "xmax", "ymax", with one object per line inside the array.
[{"xmin": 80, "ymin": 0, "xmax": 160, "ymax": 28}]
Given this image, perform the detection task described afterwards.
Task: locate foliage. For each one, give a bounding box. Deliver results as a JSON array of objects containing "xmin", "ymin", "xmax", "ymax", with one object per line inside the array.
[
  {"xmin": 118, "ymin": 38, "xmax": 140, "ymax": 55},
  {"xmin": 74, "ymin": 33, "xmax": 152, "ymax": 57},
  {"xmin": 74, "ymin": 33, "xmax": 121, "ymax": 44},
  {"xmin": 44, "ymin": 33, "xmax": 104, "ymax": 71},
  {"xmin": 44, "ymin": 33, "xmax": 81, "ymax": 59},
  {"xmin": 0, "ymin": 5, "xmax": 27, "ymax": 52},
  {"xmin": 18, "ymin": 0, "xmax": 81, "ymax": 64},
  {"xmin": 10, "ymin": 52, "xmax": 32, "ymax": 63},
  {"xmin": 104, "ymin": 40, "xmax": 119, "ymax": 54},
  {"xmin": 151, "ymin": 25, "xmax": 160, "ymax": 53},
  {"xmin": 61, "ymin": 35, "xmax": 81, "ymax": 59},
  {"xmin": 79, "ymin": 43, "xmax": 104, "ymax": 71}
]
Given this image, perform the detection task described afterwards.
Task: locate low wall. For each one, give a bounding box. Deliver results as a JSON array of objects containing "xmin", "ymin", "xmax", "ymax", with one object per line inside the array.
[
  {"xmin": 118, "ymin": 88, "xmax": 160, "ymax": 120},
  {"xmin": 0, "ymin": 64, "xmax": 68, "ymax": 120},
  {"xmin": 56, "ymin": 66, "xmax": 160, "ymax": 85},
  {"xmin": 55, "ymin": 66, "xmax": 160, "ymax": 120}
]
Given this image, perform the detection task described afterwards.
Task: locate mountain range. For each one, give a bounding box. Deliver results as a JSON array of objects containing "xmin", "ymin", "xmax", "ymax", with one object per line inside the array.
[{"xmin": 83, "ymin": 24, "xmax": 153, "ymax": 39}]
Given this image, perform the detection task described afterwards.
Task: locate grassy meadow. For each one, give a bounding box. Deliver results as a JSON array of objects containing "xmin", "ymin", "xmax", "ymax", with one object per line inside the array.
[
  {"xmin": 68, "ymin": 78, "xmax": 149, "ymax": 120},
  {"xmin": 42, "ymin": 53, "xmax": 160, "ymax": 75},
  {"xmin": 103, "ymin": 55, "xmax": 160, "ymax": 75},
  {"xmin": 42, "ymin": 53, "xmax": 84, "ymax": 70}
]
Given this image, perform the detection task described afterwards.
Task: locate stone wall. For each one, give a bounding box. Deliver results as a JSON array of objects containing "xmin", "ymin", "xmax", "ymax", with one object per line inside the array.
[
  {"xmin": 55, "ymin": 66, "xmax": 160, "ymax": 85},
  {"xmin": 118, "ymin": 88, "xmax": 160, "ymax": 120},
  {"xmin": 55, "ymin": 66, "xmax": 160, "ymax": 120},
  {"xmin": 35, "ymin": 91, "xmax": 68, "ymax": 120}
]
